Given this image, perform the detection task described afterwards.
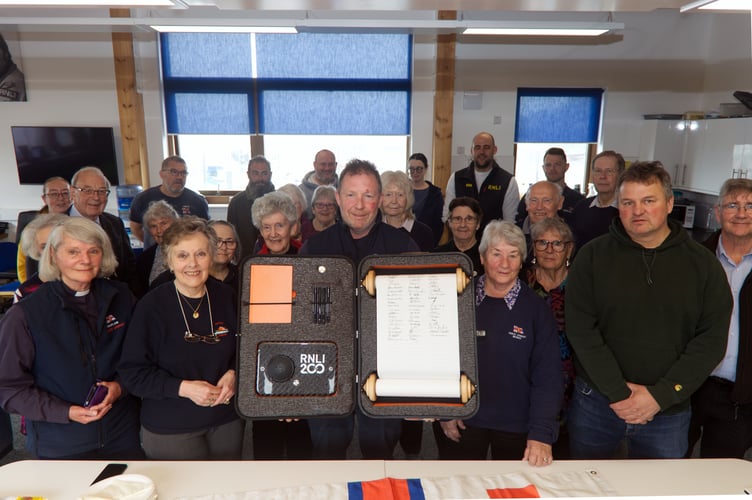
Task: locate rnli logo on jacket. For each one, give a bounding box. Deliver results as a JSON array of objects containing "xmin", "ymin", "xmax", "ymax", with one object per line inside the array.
[
  {"xmin": 486, "ymin": 184, "xmax": 502, "ymax": 191},
  {"xmin": 508, "ymin": 324, "xmax": 526, "ymax": 340},
  {"xmin": 213, "ymin": 323, "xmax": 231, "ymax": 338},
  {"xmin": 105, "ymin": 314, "xmax": 125, "ymax": 334}
]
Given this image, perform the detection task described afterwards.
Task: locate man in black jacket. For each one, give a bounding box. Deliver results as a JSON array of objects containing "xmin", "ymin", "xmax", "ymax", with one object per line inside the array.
[
  {"xmin": 688, "ymin": 178, "xmax": 752, "ymax": 458},
  {"xmin": 226, "ymin": 156, "xmax": 275, "ymax": 260},
  {"xmin": 68, "ymin": 166, "xmax": 135, "ymax": 283},
  {"xmin": 442, "ymin": 132, "xmax": 520, "ymax": 237}
]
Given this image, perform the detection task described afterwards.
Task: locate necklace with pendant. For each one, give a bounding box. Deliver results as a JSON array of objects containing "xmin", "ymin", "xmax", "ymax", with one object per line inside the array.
[{"xmin": 178, "ymin": 288, "xmax": 206, "ymax": 319}]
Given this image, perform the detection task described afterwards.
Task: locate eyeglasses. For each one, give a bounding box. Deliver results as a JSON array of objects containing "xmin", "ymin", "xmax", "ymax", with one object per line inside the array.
[
  {"xmin": 72, "ymin": 186, "xmax": 110, "ymax": 197},
  {"xmin": 449, "ymin": 215, "xmax": 478, "ymax": 225},
  {"xmin": 44, "ymin": 190, "xmax": 70, "ymax": 199},
  {"xmin": 721, "ymin": 202, "xmax": 752, "ymax": 213},
  {"xmin": 314, "ymin": 202, "xmax": 336, "ymax": 210},
  {"xmin": 534, "ymin": 239, "xmax": 570, "ymax": 252},
  {"xmin": 592, "ymin": 168, "xmax": 618, "ymax": 177},
  {"xmin": 217, "ymin": 238, "xmax": 237, "ymax": 248},
  {"xmin": 408, "ymin": 166, "xmax": 425, "ymax": 174},
  {"xmin": 163, "ymin": 168, "xmax": 189, "ymax": 177},
  {"xmin": 184, "ymin": 331, "xmax": 221, "ymax": 344}
]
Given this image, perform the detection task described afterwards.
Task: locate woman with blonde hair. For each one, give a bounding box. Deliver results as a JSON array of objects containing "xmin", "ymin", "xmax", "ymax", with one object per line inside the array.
[
  {"xmin": 380, "ymin": 170, "xmax": 434, "ymax": 251},
  {"xmin": 14, "ymin": 213, "xmax": 68, "ymax": 302}
]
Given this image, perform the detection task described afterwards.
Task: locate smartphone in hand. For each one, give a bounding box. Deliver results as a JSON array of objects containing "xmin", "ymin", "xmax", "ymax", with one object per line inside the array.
[{"xmin": 84, "ymin": 381, "xmax": 108, "ymax": 408}]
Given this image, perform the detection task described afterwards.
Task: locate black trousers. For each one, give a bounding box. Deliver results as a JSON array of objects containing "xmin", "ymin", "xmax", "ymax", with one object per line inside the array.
[
  {"xmin": 687, "ymin": 377, "xmax": 752, "ymax": 458},
  {"xmin": 0, "ymin": 410, "xmax": 12, "ymax": 458},
  {"xmin": 432, "ymin": 421, "xmax": 527, "ymax": 460},
  {"xmin": 252, "ymin": 419, "xmax": 313, "ymax": 460}
]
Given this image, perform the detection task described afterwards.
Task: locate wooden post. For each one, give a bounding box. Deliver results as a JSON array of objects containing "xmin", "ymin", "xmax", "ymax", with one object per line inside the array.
[
  {"xmin": 111, "ymin": 8, "xmax": 150, "ymax": 187},
  {"xmin": 431, "ymin": 10, "xmax": 457, "ymax": 197}
]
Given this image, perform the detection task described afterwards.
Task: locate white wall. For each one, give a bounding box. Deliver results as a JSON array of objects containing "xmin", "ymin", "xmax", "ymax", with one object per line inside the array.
[
  {"xmin": 410, "ymin": 10, "xmax": 751, "ymax": 179},
  {"xmin": 1, "ymin": 10, "xmax": 749, "ymax": 234},
  {"xmin": 0, "ymin": 32, "xmax": 123, "ymax": 227}
]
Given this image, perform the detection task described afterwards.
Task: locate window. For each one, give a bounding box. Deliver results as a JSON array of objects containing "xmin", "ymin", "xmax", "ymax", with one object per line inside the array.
[
  {"xmin": 161, "ymin": 32, "xmax": 412, "ymax": 190},
  {"xmin": 514, "ymin": 88, "xmax": 604, "ymax": 195},
  {"xmin": 179, "ymin": 134, "xmax": 408, "ymax": 193}
]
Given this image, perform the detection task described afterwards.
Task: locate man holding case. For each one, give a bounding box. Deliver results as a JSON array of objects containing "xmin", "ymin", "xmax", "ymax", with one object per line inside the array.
[
  {"xmin": 566, "ymin": 161, "xmax": 732, "ymax": 459},
  {"xmin": 301, "ymin": 158, "xmax": 419, "ymax": 460}
]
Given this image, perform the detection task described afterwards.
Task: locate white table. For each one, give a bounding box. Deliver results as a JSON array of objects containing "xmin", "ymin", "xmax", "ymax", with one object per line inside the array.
[
  {"xmin": 1, "ymin": 458, "xmax": 751, "ymax": 499},
  {"xmin": 0, "ymin": 460, "xmax": 384, "ymax": 499},
  {"xmin": 385, "ymin": 459, "xmax": 752, "ymax": 497}
]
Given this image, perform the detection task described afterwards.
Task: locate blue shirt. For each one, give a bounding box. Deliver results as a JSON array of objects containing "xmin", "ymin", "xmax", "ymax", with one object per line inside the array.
[{"xmin": 712, "ymin": 235, "xmax": 752, "ymax": 381}]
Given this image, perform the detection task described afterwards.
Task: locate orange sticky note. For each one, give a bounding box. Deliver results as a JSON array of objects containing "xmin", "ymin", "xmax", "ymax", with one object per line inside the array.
[{"xmin": 248, "ymin": 264, "xmax": 293, "ymax": 324}]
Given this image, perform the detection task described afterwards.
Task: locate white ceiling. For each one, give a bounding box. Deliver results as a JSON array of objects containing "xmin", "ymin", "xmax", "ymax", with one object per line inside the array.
[{"xmin": 0, "ymin": 0, "xmax": 704, "ymax": 33}]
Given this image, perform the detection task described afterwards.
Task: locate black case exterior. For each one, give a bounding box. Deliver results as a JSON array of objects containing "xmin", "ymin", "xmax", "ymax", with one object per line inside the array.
[{"xmin": 236, "ymin": 253, "xmax": 478, "ymax": 420}]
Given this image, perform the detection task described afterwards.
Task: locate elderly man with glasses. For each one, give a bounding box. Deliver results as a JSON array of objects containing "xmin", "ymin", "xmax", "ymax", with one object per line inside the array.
[
  {"xmin": 687, "ymin": 178, "xmax": 752, "ymax": 459},
  {"xmin": 67, "ymin": 166, "xmax": 135, "ymax": 283},
  {"xmin": 129, "ymin": 155, "xmax": 209, "ymax": 248},
  {"xmin": 570, "ymin": 151, "xmax": 626, "ymax": 250}
]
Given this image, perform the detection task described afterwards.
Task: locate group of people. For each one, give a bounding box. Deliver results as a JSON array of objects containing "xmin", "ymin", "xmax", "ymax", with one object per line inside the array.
[{"xmin": 0, "ymin": 130, "xmax": 750, "ymax": 465}]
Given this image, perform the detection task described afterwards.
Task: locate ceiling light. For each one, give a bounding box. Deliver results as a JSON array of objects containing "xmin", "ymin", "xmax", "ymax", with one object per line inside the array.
[
  {"xmin": 680, "ymin": 0, "xmax": 752, "ymax": 12},
  {"xmin": 0, "ymin": 0, "xmax": 175, "ymax": 5},
  {"xmin": 150, "ymin": 25, "xmax": 297, "ymax": 34},
  {"xmin": 462, "ymin": 21, "xmax": 623, "ymax": 37}
]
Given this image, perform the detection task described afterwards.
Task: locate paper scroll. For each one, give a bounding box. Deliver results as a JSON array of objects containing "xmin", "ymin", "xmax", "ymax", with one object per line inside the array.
[{"xmin": 373, "ymin": 273, "xmax": 461, "ymax": 399}]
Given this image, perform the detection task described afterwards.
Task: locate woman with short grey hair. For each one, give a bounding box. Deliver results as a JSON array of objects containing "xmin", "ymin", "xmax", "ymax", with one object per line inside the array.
[
  {"xmin": 435, "ymin": 220, "xmax": 562, "ymax": 466},
  {"xmin": 478, "ymin": 219, "xmax": 527, "ymax": 258},
  {"xmin": 252, "ymin": 191, "xmax": 300, "ymax": 255},
  {"xmin": 302, "ymin": 185, "xmax": 337, "ymax": 236},
  {"xmin": 119, "ymin": 216, "xmax": 242, "ymax": 460},
  {"xmin": 39, "ymin": 217, "xmax": 118, "ymax": 281},
  {"xmin": 0, "ymin": 217, "xmax": 144, "ymax": 460},
  {"xmin": 277, "ymin": 183, "xmax": 311, "ymax": 243},
  {"xmin": 130, "ymin": 200, "xmax": 179, "ymax": 298},
  {"xmin": 250, "ymin": 190, "xmax": 313, "ymax": 459}
]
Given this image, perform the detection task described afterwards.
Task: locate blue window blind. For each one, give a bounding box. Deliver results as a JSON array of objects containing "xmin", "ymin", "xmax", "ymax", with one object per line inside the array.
[
  {"xmin": 161, "ymin": 33, "xmax": 411, "ymax": 135},
  {"xmin": 515, "ymin": 88, "xmax": 604, "ymax": 143}
]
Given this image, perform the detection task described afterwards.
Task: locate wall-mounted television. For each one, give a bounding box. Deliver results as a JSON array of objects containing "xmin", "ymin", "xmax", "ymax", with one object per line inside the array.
[{"xmin": 11, "ymin": 126, "xmax": 120, "ymax": 185}]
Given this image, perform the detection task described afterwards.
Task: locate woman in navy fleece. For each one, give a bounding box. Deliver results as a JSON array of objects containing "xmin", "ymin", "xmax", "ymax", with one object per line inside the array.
[
  {"xmin": 435, "ymin": 220, "xmax": 563, "ymax": 466},
  {"xmin": 119, "ymin": 217, "xmax": 242, "ymax": 460}
]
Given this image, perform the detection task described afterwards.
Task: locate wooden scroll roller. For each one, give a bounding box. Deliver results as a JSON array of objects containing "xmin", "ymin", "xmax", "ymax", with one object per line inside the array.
[
  {"xmin": 362, "ymin": 372, "xmax": 476, "ymax": 404},
  {"xmin": 361, "ymin": 265, "xmax": 471, "ymax": 297}
]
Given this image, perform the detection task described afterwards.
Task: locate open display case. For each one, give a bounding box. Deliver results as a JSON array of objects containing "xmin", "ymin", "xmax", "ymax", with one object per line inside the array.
[{"xmin": 236, "ymin": 253, "xmax": 478, "ymax": 421}]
